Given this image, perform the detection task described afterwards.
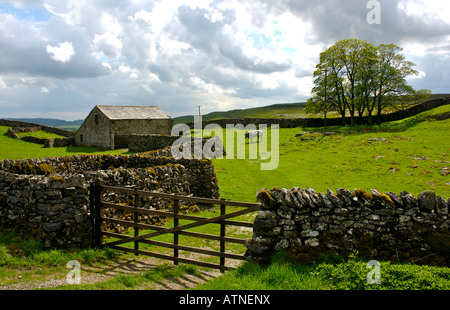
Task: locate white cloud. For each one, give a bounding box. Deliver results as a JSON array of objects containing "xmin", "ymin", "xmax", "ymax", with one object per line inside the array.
[
  {"xmin": 46, "ymin": 41, "xmax": 75, "ymax": 62},
  {"xmin": 92, "ymin": 32, "xmax": 123, "ymax": 61},
  {"xmin": 0, "ymin": 76, "xmax": 7, "ymax": 89},
  {"xmin": 129, "ymin": 9, "xmax": 152, "ymax": 23},
  {"xmin": 0, "ymin": 0, "xmax": 449, "ymax": 120},
  {"xmin": 398, "ymin": 0, "xmax": 450, "ymax": 22},
  {"xmin": 101, "ymin": 13, "xmax": 122, "ymax": 37}
]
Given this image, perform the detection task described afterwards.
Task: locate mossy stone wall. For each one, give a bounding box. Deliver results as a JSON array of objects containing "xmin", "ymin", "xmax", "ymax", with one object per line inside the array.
[
  {"xmin": 245, "ymin": 187, "xmax": 450, "ymax": 266},
  {"xmin": 0, "ymin": 153, "xmax": 219, "ymax": 249}
]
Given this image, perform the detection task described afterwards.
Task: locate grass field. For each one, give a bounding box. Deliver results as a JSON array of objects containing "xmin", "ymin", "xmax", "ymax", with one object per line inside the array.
[
  {"xmin": 0, "ymin": 126, "xmax": 131, "ymax": 160},
  {"xmin": 212, "ymin": 104, "xmax": 450, "ymax": 201},
  {"xmin": 0, "ymin": 104, "xmax": 449, "ymax": 290}
]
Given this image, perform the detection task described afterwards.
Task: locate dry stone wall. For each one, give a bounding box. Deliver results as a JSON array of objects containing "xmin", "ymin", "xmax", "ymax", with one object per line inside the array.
[
  {"xmin": 128, "ymin": 135, "xmax": 226, "ymax": 158},
  {"xmin": 188, "ymin": 97, "xmax": 450, "ymax": 129},
  {"xmin": 129, "ymin": 135, "xmax": 180, "ymax": 152},
  {"xmin": 4, "ymin": 125, "xmax": 75, "ymax": 148},
  {"xmin": 0, "ymin": 119, "xmax": 74, "ymax": 137},
  {"xmin": 245, "ymin": 187, "xmax": 450, "ymax": 266},
  {"xmin": 0, "ymin": 153, "xmax": 219, "ymax": 249}
]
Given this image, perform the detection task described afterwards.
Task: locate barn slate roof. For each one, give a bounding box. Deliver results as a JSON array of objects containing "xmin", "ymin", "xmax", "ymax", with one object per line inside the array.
[{"xmin": 96, "ymin": 105, "xmax": 172, "ymax": 120}]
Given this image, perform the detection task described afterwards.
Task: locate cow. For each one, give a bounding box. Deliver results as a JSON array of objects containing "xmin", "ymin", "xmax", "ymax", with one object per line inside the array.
[{"xmin": 245, "ymin": 130, "xmax": 263, "ymax": 143}]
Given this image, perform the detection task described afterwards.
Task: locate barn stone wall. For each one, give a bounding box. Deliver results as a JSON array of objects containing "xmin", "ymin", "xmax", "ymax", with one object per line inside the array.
[{"xmin": 75, "ymin": 106, "xmax": 174, "ymax": 149}]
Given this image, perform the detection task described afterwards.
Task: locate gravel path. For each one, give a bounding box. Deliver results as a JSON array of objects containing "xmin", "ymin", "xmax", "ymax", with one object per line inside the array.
[{"xmin": 0, "ymin": 256, "xmax": 225, "ymax": 290}]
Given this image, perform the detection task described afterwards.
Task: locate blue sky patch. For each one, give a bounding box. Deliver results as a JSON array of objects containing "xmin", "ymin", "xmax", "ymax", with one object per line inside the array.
[{"xmin": 0, "ymin": 3, "xmax": 53, "ymax": 22}]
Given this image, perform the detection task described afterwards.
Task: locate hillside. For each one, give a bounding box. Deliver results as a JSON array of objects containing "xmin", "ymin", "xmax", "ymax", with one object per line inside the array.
[
  {"xmin": 7, "ymin": 118, "xmax": 84, "ymax": 128},
  {"xmin": 6, "ymin": 118, "xmax": 84, "ymax": 132},
  {"xmin": 212, "ymin": 103, "xmax": 450, "ymax": 202},
  {"xmin": 173, "ymin": 102, "xmax": 307, "ymax": 125}
]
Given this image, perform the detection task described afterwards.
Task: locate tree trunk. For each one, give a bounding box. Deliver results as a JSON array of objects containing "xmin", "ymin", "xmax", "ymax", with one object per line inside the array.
[{"xmin": 377, "ymin": 97, "xmax": 383, "ymax": 125}]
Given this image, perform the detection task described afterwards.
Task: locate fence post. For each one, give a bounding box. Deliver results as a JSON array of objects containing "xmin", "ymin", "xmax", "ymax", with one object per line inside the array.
[
  {"xmin": 134, "ymin": 192, "xmax": 140, "ymax": 256},
  {"xmin": 173, "ymin": 199, "xmax": 180, "ymax": 265},
  {"xmin": 94, "ymin": 178, "xmax": 104, "ymax": 247},
  {"xmin": 220, "ymin": 199, "xmax": 226, "ymax": 273}
]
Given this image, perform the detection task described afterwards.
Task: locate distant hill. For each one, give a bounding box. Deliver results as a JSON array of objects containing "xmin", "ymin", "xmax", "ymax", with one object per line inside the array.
[
  {"xmin": 6, "ymin": 118, "xmax": 84, "ymax": 131},
  {"xmin": 174, "ymin": 102, "xmax": 307, "ymax": 125}
]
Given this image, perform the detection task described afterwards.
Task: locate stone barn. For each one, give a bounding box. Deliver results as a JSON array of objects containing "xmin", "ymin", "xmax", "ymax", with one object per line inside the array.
[{"xmin": 75, "ymin": 105, "xmax": 173, "ymax": 149}]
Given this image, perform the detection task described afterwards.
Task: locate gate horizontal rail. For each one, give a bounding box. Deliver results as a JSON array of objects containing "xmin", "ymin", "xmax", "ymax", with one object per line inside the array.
[{"xmin": 92, "ymin": 179, "xmax": 260, "ymax": 272}]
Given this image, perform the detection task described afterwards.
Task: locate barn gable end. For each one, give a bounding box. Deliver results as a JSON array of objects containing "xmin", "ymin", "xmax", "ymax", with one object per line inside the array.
[{"xmin": 75, "ymin": 105, "xmax": 173, "ymax": 149}]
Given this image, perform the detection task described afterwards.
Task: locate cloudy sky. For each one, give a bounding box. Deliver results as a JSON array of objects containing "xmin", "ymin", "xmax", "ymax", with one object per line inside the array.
[{"xmin": 0, "ymin": 0, "xmax": 449, "ymax": 120}]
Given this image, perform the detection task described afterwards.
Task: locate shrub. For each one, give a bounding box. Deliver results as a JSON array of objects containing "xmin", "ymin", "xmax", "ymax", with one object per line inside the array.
[
  {"xmin": 316, "ymin": 254, "xmax": 450, "ymax": 290},
  {"xmin": 21, "ymin": 238, "xmax": 44, "ymax": 257},
  {"xmin": 0, "ymin": 245, "xmax": 12, "ymax": 266}
]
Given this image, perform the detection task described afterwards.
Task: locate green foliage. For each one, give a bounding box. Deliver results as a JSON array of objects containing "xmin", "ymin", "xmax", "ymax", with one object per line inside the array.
[
  {"xmin": 308, "ymin": 38, "xmax": 430, "ymax": 125},
  {"xmin": 197, "ymin": 251, "xmax": 450, "ymax": 290},
  {"xmin": 316, "ymin": 254, "xmax": 450, "ymax": 290},
  {"xmin": 0, "ymin": 231, "xmax": 118, "ymax": 268},
  {"xmin": 32, "ymin": 249, "xmax": 72, "ymax": 266},
  {"xmin": 16, "ymin": 130, "xmax": 66, "ymax": 140},
  {"xmin": 20, "ymin": 238, "xmax": 44, "ymax": 256},
  {"xmin": 196, "ymin": 251, "xmax": 331, "ymax": 290},
  {"xmin": 114, "ymin": 275, "xmax": 140, "ymax": 288},
  {"xmin": 74, "ymin": 247, "xmax": 118, "ymax": 263},
  {"xmin": 0, "ymin": 245, "xmax": 12, "ymax": 266},
  {"xmin": 142, "ymin": 263, "xmax": 198, "ymax": 282}
]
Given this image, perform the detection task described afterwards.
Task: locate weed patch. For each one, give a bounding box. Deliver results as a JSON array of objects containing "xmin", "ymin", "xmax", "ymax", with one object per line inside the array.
[{"xmin": 198, "ymin": 251, "xmax": 450, "ymax": 290}]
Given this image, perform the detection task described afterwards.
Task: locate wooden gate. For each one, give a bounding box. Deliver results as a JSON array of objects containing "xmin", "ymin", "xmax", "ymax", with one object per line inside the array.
[{"xmin": 90, "ymin": 179, "xmax": 259, "ymax": 272}]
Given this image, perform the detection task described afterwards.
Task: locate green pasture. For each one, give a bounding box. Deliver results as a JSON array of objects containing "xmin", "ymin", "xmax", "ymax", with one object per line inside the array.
[
  {"xmin": 211, "ymin": 104, "xmax": 450, "ymax": 202},
  {"xmin": 0, "ymin": 126, "xmax": 131, "ymax": 160},
  {"xmin": 1, "ymin": 104, "xmax": 449, "ymax": 199},
  {"xmin": 0, "ymin": 104, "xmax": 449, "ymax": 290}
]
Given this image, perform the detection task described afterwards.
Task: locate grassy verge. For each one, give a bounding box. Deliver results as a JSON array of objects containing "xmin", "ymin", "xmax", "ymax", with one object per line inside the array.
[{"xmin": 196, "ymin": 251, "xmax": 450, "ymax": 290}]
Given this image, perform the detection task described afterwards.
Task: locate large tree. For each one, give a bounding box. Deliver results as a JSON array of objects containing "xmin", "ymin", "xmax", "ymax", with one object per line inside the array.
[{"xmin": 306, "ymin": 39, "xmax": 427, "ymax": 125}]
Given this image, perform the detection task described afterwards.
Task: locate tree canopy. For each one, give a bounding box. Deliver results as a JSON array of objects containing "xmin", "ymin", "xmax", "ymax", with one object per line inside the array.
[{"xmin": 306, "ymin": 38, "xmax": 430, "ymax": 125}]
